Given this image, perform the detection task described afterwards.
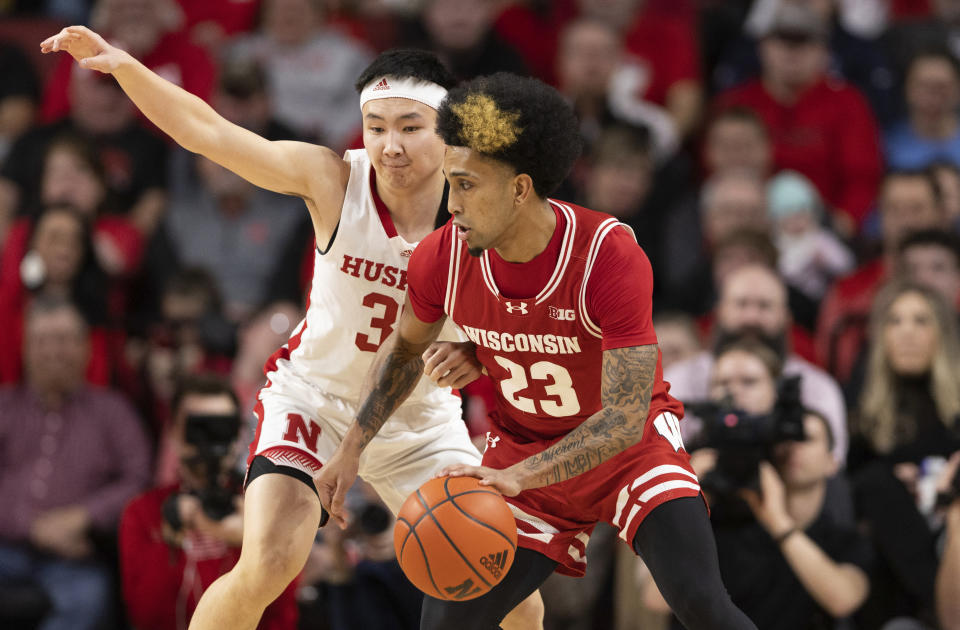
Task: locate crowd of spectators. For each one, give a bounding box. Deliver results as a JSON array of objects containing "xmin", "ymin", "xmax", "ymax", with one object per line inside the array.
[{"xmin": 3, "ymin": 0, "xmax": 960, "ymax": 629}]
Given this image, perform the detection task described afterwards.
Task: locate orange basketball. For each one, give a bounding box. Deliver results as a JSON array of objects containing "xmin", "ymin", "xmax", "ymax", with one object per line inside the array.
[{"xmin": 394, "ymin": 476, "xmax": 518, "ymax": 601}]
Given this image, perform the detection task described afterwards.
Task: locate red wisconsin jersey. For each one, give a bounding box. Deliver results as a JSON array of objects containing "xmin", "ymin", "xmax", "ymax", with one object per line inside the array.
[{"xmin": 408, "ymin": 200, "xmax": 682, "ymax": 442}]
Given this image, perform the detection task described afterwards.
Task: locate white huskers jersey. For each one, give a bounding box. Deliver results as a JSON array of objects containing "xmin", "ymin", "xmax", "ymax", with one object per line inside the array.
[{"xmin": 255, "ymin": 149, "xmax": 466, "ymax": 439}]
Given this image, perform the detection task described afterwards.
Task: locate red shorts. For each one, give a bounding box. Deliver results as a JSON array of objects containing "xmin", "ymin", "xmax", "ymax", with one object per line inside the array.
[{"xmin": 481, "ymin": 411, "xmax": 700, "ymax": 576}]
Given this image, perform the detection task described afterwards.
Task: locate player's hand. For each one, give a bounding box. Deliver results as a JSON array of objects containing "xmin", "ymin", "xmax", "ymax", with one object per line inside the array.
[
  {"xmin": 314, "ymin": 450, "xmax": 360, "ymax": 529},
  {"xmin": 437, "ymin": 465, "xmax": 524, "ymax": 497},
  {"xmin": 40, "ymin": 25, "xmax": 127, "ymax": 74},
  {"xmin": 422, "ymin": 341, "xmax": 483, "ymax": 389},
  {"xmin": 739, "ymin": 462, "xmax": 794, "ymax": 538}
]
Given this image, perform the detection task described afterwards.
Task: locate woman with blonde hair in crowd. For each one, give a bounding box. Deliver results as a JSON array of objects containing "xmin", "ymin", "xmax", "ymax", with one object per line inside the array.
[
  {"xmin": 857, "ymin": 281, "xmax": 960, "ymax": 462},
  {"xmin": 853, "ymin": 281, "xmax": 960, "ymax": 629}
]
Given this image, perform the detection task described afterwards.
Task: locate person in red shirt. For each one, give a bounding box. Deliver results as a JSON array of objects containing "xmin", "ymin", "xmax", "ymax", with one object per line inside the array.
[
  {"xmin": 41, "ymin": 0, "xmax": 215, "ymax": 124},
  {"xmin": 119, "ymin": 375, "xmax": 298, "ymax": 630},
  {"xmin": 817, "ymin": 169, "xmax": 949, "ymax": 383},
  {"xmin": 494, "ymin": 0, "xmax": 702, "ymax": 138},
  {"xmin": 714, "ymin": 3, "xmax": 882, "ymax": 236},
  {"xmin": 316, "ymin": 73, "xmax": 756, "ymax": 630}
]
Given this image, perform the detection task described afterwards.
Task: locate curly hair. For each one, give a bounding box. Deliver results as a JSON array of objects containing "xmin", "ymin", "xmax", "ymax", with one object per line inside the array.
[
  {"xmin": 354, "ymin": 49, "xmax": 456, "ymax": 93},
  {"xmin": 436, "ymin": 73, "xmax": 582, "ymax": 198}
]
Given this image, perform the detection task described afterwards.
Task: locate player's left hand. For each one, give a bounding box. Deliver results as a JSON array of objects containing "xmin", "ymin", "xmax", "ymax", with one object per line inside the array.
[
  {"xmin": 422, "ymin": 341, "xmax": 483, "ymax": 389},
  {"xmin": 437, "ymin": 464, "xmax": 524, "ymax": 497},
  {"xmin": 739, "ymin": 461, "xmax": 794, "ymax": 537}
]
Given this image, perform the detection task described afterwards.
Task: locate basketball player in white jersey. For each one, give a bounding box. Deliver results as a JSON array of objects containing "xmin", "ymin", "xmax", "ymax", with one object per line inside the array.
[{"xmin": 42, "ymin": 26, "xmax": 543, "ymax": 630}]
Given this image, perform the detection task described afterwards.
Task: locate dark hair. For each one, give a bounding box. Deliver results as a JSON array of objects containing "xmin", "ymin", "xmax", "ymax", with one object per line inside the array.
[
  {"xmin": 713, "ymin": 229, "xmax": 780, "ymax": 269},
  {"xmin": 709, "ymin": 106, "xmax": 769, "ymax": 137},
  {"xmin": 898, "ymin": 228, "xmax": 960, "ymax": 265},
  {"xmin": 45, "ymin": 133, "xmax": 108, "ymax": 190},
  {"xmin": 171, "ymin": 373, "xmax": 240, "ymax": 419},
  {"xmin": 802, "ymin": 408, "xmax": 835, "ymax": 452},
  {"xmin": 354, "ymin": 48, "xmax": 456, "ymax": 93},
  {"xmin": 30, "ymin": 204, "xmax": 109, "ymax": 326},
  {"xmin": 714, "ymin": 335, "xmax": 785, "ymax": 380},
  {"xmin": 163, "ymin": 268, "xmax": 224, "ymax": 314},
  {"xmin": 882, "ymin": 168, "xmax": 943, "ymax": 206},
  {"xmin": 589, "ymin": 123, "xmax": 652, "ymax": 166},
  {"xmin": 907, "ymin": 45, "xmax": 960, "ymax": 82},
  {"xmin": 437, "ymin": 73, "xmax": 582, "ymax": 198}
]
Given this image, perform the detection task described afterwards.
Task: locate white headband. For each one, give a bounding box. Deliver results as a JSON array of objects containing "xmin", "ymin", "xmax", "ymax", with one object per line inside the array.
[{"xmin": 359, "ymin": 76, "xmax": 448, "ymax": 111}]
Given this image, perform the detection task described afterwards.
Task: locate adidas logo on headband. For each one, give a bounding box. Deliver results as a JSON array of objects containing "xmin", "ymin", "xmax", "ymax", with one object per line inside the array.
[{"xmin": 360, "ymin": 76, "xmax": 448, "ymax": 111}]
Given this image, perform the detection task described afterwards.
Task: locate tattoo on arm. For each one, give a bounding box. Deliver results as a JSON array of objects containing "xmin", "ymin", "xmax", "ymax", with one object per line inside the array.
[
  {"xmin": 519, "ymin": 344, "xmax": 659, "ymax": 489},
  {"xmin": 354, "ymin": 336, "xmax": 425, "ymax": 450}
]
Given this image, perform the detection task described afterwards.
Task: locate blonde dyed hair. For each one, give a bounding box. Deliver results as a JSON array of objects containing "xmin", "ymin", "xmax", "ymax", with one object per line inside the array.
[
  {"xmin": 449, "ymin": 93, "xmax": 523, "ymax": 155},
  {"xmin": 859, "ymin": 281, "xmax": 960, "ymax": 453}
]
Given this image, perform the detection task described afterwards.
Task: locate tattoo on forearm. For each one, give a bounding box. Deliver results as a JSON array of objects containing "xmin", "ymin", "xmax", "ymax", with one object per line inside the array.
[
  {"xmin": 355, "ymin": 340, "xmax": 424, "ymax": 449},
  {"xmin": 522, "ymin": 345, "xmax": 658, "ymax": 488}
]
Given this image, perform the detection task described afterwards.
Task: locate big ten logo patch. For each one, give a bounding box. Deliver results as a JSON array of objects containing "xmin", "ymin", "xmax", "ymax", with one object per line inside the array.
[
  {"xmin": 548, "ymin": 306, "xmax": 575, "ymax": 321},
  {"xmin": 281, "ymin": 413, "xmax": 322, "ymax": 454}
]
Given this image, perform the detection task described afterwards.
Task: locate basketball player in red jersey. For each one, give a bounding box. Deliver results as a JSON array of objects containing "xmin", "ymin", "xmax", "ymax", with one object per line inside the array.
[{"xmin": 317, "ymin": 73, "xmax": 758, "ymax": 629}]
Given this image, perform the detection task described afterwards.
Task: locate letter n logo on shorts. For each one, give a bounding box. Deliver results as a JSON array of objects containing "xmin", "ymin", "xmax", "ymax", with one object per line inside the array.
[{"xmin": 281, "ymin": 414, "xmax": 321, "ymax": 454}]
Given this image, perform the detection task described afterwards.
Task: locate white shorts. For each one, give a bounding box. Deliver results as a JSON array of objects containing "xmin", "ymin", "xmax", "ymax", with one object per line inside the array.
[{"xmin": 248, "ymin": 376, "xmax": 482, "ymax": 514}]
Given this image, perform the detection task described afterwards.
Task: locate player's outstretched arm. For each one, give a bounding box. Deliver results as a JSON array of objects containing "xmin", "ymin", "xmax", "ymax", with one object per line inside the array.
[
  {"xmin": 41, "ymin": 27, "xmax": 343, "ymax": 209},
  {"xmin": 442, "ymin": 344, "xmax": 658, "ymax": 496},
  {"xmin": 315, "ymin": 299, "xmax": 446, "ymax": 527}
]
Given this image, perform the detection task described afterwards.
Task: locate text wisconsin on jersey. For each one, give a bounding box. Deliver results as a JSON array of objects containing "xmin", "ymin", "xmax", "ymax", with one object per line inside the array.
[{"xmin": 461, "ymin": 325, "xmax": 582, "ymax": 355}]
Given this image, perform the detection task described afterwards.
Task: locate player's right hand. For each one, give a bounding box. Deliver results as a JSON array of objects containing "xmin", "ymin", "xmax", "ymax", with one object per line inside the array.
[
  {"xmin": 40, "ymin": 25, "xmax": 126, "ymax": 74},
  {"xmin": 314, "ymin": 450, "xmax": 360, "ymax": 529}
]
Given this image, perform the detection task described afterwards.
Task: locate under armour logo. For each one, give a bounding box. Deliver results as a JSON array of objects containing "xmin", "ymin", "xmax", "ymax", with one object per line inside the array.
[
  {"xmin": 504, "ymin": 301, "xmax": 529, "ymax": 315},
  {"xmin": 485, "ymin": 432, "xmax": 500, "ymax": 449}
]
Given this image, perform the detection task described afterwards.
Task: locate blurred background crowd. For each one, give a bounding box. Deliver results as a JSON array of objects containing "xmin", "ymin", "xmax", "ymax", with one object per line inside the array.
[{"xmin": 3, "ymin": 0, "xmax": 960, "ymax": 629}]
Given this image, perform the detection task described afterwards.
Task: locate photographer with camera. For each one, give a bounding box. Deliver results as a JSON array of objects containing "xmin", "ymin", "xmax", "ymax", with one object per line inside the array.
[
  {"xmin": 298, "ymin": 481, "xmax": 422, "ymax": 630},
  {"xmin": 118, "ymin": 375, "xmax": 297, "ymax": 630},
  {"xmin": 665, "ymin": 263, "xmax": 848, "ymax": 465},
  {"xmin": 644, "ymin": 338, "xmax": 870, "ymax": 629}
]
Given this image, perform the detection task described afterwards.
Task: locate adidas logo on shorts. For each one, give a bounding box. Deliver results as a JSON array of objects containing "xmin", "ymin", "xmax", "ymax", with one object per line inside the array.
[
  {"xmin": 480, "ymin": 549, "xmax": 509, "ymax": 579},
  {"xmin": 372, "ymin": 78, "xmax": 390, "ymax": 91}
]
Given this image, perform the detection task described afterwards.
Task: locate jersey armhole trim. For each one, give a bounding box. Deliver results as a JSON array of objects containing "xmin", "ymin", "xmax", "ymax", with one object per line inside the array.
[
  {"xmin": 316, "ymin": 220, "xmax": 340, "ymax": 256},
  {"xmin": 578, "ymin": 219, "xmax": 624, "ymax": 338},
  {"xmin": 444, "ymin": 227, "xmax": 463, "ymax": 318}
]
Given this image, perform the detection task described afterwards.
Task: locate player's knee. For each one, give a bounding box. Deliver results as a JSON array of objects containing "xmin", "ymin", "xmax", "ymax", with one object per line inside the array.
[
  {"xmin": 233, "ymin": 542, "xmax": 306, "ymax": 600},
  {"xmin": 665, "ymin": 578, "xmax": 739, "ymax": 630},
  {"xmin": 501, "ymin": 591, "xmax": 544, "ymax": 630}
]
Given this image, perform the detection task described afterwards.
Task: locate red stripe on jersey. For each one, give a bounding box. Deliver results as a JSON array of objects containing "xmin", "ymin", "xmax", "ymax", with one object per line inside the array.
[
  {"xmin": 369, "ymin": 168, "xmax": 398, "ymax": 239},
  {"xmin": 247, "ymin": 398, "xmax": 268, "ymax": 468},
  {"xmin": 250, "ymin": 257, "xmax": 317, "ymax": 467}
]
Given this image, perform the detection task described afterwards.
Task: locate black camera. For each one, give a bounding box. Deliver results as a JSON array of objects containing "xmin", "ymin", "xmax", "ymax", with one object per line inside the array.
[
  {"xmin": 163, "ymin": 413, "xmax": 243, "ymax": 531},
  {"xmin": 684, "ymin": 376, "xmax": 805, "ymax": 498}
]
